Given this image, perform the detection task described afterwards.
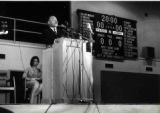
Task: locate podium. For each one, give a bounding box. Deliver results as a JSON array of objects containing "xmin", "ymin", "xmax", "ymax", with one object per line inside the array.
[{"xmin": 42, "ymin": 37, "xmax": 93, "ymax": 103}]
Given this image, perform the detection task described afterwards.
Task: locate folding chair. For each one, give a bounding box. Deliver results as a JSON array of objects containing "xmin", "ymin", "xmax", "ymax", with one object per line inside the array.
[{"xmin": 0, "ymin": 70, "xmax": 16, "ymax": 103}]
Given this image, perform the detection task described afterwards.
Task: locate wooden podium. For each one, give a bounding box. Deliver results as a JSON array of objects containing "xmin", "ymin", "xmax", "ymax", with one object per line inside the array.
[{"xmin": 42, "ymin": 37, "xmax": 93, "ymax": 103}]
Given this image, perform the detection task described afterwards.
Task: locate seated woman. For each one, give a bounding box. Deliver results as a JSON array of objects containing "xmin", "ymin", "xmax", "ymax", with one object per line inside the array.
[{"xmin": 23, "ymin": 56, "xmax": 42, "ymax": 104}]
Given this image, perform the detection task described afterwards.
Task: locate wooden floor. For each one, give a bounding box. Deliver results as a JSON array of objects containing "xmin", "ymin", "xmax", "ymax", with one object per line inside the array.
[{"xmin": 0, "ymin": 104, "xmax": 160, "ymax": 113}]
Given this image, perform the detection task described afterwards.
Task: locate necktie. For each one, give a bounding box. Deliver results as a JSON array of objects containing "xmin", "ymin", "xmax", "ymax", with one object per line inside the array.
[{"xmin": 54, "ymin": 27, "xmax": 57, "ymax": 33}]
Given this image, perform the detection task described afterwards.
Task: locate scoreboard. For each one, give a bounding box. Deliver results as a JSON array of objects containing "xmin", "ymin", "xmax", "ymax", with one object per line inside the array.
[{"xmin": 77, "ymin": 9, "xmax": 137, "ymax": 60}]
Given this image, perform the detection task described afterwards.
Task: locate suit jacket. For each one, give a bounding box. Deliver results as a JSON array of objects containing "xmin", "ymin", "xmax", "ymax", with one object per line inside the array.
[
  {"xmin": 43, "ymin": 26, "xmax": 58, "ymax": 45},
  {"xmin": 43, "ymin": 26, "xmax": 68, "ymax": 45}
]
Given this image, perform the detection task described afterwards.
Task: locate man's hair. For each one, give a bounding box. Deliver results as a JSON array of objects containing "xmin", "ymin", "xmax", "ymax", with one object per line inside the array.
[{"xmin": 48, "ymin": 16, "xmax": 58, "ymax": 27}]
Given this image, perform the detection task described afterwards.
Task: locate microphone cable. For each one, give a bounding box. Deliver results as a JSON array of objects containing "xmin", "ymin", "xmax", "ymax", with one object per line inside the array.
[{"xmin": 44, "ymin": 103, "xmax": 53, "ymax": 113}]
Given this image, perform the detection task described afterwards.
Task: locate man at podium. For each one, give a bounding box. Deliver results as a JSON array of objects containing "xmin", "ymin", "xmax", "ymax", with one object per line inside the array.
[{"xmin": 43, "ymin": 16, "xmax": 68, "ymax": 47}]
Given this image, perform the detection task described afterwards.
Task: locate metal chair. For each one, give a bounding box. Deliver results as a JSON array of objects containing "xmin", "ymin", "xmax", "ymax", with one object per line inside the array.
[{"xmin": 0, "ymin": 70, "xmax": 16, "ymax": 103}]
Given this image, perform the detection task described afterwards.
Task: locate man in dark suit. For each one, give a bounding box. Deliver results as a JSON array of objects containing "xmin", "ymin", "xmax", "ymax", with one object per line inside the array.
[{"xmin": 43, "ymin": 16, "xmax": 68, "ymax": 47}]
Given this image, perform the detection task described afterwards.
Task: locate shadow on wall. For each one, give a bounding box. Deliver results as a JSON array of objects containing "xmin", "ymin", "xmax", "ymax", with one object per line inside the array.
[{"xmin": 0, "ymin": 107, "xmax": 13, "ymax": 113}]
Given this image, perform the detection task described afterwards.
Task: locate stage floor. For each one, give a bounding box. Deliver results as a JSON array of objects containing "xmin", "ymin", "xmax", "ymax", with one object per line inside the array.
[{"xmin": 1, "ymin": 104, "xmax": 160, "ymax": 113}]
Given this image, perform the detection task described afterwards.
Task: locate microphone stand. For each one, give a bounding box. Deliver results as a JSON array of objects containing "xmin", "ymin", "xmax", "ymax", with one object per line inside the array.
[
  {"xmin": 64, "ymin": 26, "xmax": 95, "ymax": 103},
  {"xmin": 78, "ymin": 31, "xmax": 101, "ymax": 113},
  {"xmin": 77, "ymin": 32, "xmax": 95, "ymax": 104}
]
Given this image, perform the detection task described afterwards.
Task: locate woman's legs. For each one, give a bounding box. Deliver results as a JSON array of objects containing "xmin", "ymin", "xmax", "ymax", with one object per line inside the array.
[
  {"xmin": 30, "ymin": 80, "xmax": 39, "ymax": 104},
  {"xmin": 35, "ymin": 83, "xmax": 43, "ymax": 96},
  {"xmin": 27, "ymin": 80, "xmax": 42, "ymax": 104},
  {"xmin": 36, "ymin": 83, "xmax": 43, "ymax": 103}
]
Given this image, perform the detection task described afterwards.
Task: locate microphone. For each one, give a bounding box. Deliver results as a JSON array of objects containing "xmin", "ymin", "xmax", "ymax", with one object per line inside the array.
[
  {"xmin": 57, "ymin": 24, "xmax": 66, "ymax": 28},
  {"xmin": 64, "ymin": 21, "xmax": 69, "ymax": 27},
  {"xmin": 58, "ymin": 22, "xmax": 71, "ymax": 31},
  {"xmin": 58, "ymin": 21, "xmax": 69, "ymax": 29},
  {"xmin": 63, "ymin": 21, "xmax": 74, "ymax": 32},
  {"xmin": 86, "ymin": 23, "xmax": 94, "ymax": 34}
]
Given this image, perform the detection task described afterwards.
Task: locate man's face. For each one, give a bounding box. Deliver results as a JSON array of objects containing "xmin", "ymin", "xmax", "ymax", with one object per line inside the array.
[{"xmin": 48, "ymin": 16, "xmax": 58, "ymax": 27}]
